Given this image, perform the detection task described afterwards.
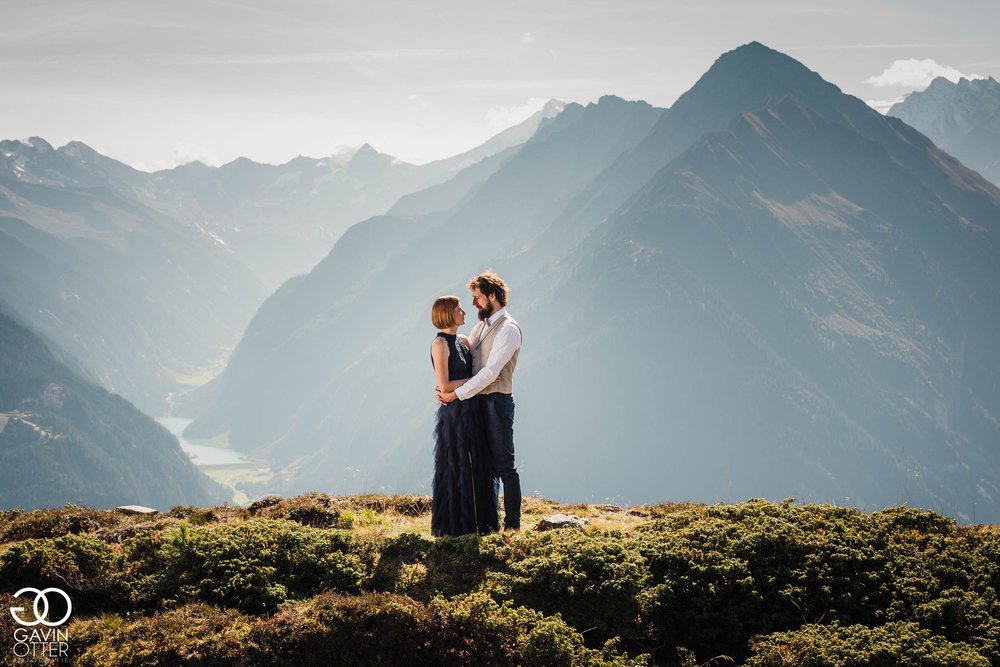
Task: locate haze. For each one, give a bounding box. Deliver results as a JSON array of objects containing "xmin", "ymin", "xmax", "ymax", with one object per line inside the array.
[{"xmin": 3, "ymin": 0, "xmax": 998, "ymax": 170}]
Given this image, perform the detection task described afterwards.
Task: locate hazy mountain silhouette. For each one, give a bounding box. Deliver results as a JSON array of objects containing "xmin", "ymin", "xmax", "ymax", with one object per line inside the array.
[
  {"xmin": 530, "ymin": 42, "xmax": 858, "ymax": 255},
  {"xmin": 521, "ymin": 92, "xmax": 1000, "ymax": 519},
  {"xmin": 179, "ymin": 95, "xmax": 665, "ymax": 471},
  {"xmin": 114, "ymin": 44, "xmax": 1000, "ymax": 520},
  {"xmin": 0, "ymin": 140, "xmax": 268, "ymax": 414},
  {"xmin": 889, "ymin": 76, "xmax": 1000, "ymax": 184},
  {"xmin": 0, "ymin": 301, "xmax": 229, "ymax": 510},
  {"xmin": 0, "ymin": 99, "xmax": 565, "ymax": 417},
  {"xmin": 146, "ymin": 102, "xmax": 565, "ymax": 287}
]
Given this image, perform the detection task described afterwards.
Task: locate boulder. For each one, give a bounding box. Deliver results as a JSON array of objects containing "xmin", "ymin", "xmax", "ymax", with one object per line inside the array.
[
  {"xmin": 115, "ymin": 505, "xmax": 159, "ymax": 515},
  {"xmin": 535, "ymin": 513, "xmax": 590, "ymax": 531}
]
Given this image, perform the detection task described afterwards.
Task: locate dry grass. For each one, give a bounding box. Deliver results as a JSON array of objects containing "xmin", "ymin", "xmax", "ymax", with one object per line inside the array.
[{"xmin": 0, "ymin": 493, "xmax": 709, "ymax": 550}]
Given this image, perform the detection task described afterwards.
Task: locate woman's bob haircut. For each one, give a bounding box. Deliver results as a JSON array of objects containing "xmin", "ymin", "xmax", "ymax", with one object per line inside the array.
[{"xmin": 431, "ymin": 295, "xmax": 461, "ymax": 329}]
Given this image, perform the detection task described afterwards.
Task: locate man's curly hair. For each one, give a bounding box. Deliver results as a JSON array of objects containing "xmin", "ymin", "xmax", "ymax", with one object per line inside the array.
[{"xmin": 467, "ymin": 271, "xmax": 509, "ymax": 307}]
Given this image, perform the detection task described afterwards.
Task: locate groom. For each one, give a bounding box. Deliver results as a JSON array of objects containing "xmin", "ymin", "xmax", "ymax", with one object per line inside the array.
[{"xmin": 436, "ymin": 272, "xmax": 523, "ymax": 530}]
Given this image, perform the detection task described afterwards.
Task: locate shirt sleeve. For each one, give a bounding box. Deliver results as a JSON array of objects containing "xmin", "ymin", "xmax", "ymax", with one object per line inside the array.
[{"xmin": 454, "ymin": 323, "xmax": 522, "ymax": 400}]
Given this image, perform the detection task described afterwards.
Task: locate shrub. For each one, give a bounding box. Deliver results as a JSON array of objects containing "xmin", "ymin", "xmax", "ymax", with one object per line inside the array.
[
  {"xmin": 63, "ymin": 592, "xmax": 649, "ymax": 667},
  {"xmin": 69, "ymin": 603, "xmax": 254, "ymax": 667},
  {"xmin": 634, "ymin": 501, "xmax": 978, "ymax": 663},
  {"xmin": 370, "ymin": 532, "xmax": 486, "ymax": 600},
  {"xmin": 156, "ymin": 518, "xmax": 368, "ymax": 613},
  {"xmin": 0, "ymin": 507, "xmax": 120, "ymax": 543},
  {"xmin": 479, "ymin": 529, "xmax": 650, "ymax": 650},
  {"xmin": 745, "ymin": 621, "xmax": 990, "ymax": 666},
  {"xmin": 0, "ymin": 533, "xmax": 120, "ymax": 610}
]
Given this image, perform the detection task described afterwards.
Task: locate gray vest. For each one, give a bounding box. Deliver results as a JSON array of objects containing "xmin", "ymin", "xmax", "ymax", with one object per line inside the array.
[{"xmin": 473, "ymin": 313, "xmax": 522, "ymax": 395}]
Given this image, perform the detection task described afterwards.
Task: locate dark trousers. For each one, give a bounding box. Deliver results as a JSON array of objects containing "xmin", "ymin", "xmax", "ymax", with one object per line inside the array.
[{"xmin": 479, "ymin": 392, "xmax": 521, "ymax": 529}]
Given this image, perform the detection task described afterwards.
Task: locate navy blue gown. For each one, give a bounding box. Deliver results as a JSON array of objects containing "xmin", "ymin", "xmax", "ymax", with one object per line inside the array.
[{"xmin": 432, "ymin": 332, "xmax": 499, "ymax": 536}]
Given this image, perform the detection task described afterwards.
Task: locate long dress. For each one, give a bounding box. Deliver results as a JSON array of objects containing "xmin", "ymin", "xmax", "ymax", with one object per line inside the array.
[{"xmin": 431, "ymin": 332, "xmax": 500, "ymax": 536}]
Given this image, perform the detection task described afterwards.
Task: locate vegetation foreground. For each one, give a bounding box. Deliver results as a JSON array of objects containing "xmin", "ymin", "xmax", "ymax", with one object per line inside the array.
[{"xmin": 1, "ymin": 494, "xmax": 998, "ymax": 666}]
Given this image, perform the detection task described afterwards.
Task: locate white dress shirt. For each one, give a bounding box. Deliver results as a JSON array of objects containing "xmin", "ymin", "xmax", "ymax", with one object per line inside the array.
[{"xmin": 455, "ymin": 306, "xmax": 522, "ymax": 400}]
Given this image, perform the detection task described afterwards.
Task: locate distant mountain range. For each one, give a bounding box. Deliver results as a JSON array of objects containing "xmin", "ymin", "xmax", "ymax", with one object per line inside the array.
[
  {"xmin": 889, "ymin": 76, "xmax": 1000, "ymax": 184},
  {"xmin": 0, "ymin": 138, "xmax": 267, "ymax": 414},
  {"xmin": 181, "ymin": 42, "xmax": 1000, "ymax": 521},
  {"xmin": 0, "ymin": 102, "xmax": 563, "ymax": 416},
  {"xmin": 0, "ymin": 301, "xmax": 228, "ymax": 510}
]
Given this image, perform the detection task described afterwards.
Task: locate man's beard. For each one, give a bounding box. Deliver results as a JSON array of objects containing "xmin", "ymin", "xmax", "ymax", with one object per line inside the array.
[{"xmin": 477, "ymin": 303, "xmax": 495, "ymax": 321}]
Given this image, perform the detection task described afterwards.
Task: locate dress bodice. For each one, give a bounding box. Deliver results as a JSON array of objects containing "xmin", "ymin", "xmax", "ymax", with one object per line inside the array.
[{"xmin": 433, "ymin": 332, "xmax": 473, "ymax": 381}]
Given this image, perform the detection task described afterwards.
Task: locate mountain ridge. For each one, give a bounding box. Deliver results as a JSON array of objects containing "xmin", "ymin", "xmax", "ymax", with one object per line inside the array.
[{"xmin": 179, "ymin": 43, "xmax": 1000, "ymax": 522}]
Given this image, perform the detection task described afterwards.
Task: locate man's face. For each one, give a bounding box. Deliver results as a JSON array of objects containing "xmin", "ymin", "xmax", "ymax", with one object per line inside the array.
[{"xmin": 471, "ymin": 287, "xmax": 495, "ymax": 321}]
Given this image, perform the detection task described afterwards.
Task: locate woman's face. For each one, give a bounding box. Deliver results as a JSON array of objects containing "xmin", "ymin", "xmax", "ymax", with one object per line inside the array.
[{"xmin": 454, "ymin": 304, "xmax": 466, "ymax": 326}]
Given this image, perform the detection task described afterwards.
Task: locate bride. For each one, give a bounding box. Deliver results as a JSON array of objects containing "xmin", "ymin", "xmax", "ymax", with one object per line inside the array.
[{"xmin": 429, "ymin": 295, "xmax": 499, "ymax": 536}]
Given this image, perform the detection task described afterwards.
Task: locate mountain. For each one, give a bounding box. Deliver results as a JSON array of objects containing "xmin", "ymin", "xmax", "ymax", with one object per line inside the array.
[
  {"xmin": 0, "ymin": 101, "xmax": 563, "ymax": 415},
  {"xmin": 533, "ymin": 41, "xmax": 889, "ymax": 257},
  {"xmin": 522, "ymin": 93, "xmax": 1000, "ymax": 519},
  {"xmin": 145, "ymin": 102, "xmax": 565, "ymax": 288},
  {"xmin": 0, "ymin": 139, "xmax": 268, "ymax": 414},
  {"xmin": 889, "ymin": 76, "xmax": 1000, "ymax": 184},
  {"xmin": 180, "ymin": 94, "xmax": 665, "ymax": 479},
  {"xmin": 428, "ymin": 99, "xmax": 566, "ymax": 174},
  {"xmin": 145, "ymin": 144, "xmax": 433, "ymax": 287},
  {"xmin": 0, "ymin": 301, "xmax": 229, "ymax": 510},
  {"xmin": 182, "ymin": 42, "xmax": 1000, "ymax": 521}
]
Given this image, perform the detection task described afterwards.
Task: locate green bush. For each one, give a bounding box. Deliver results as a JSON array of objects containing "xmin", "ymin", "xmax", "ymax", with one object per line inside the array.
[
  {"xmin": 371, "ymin": 532, "xmax": 486, "ymax": 600},
  {"xmin": 745, "ymin": 621, "xmax": 990, "ymax": 666},
  {"xmin": 633, "ymin": 501, "xmax": 996, "ymax": 664},
  {"xmin": 65, "ymin": 592, "xmax": 648, "ymax": 667},
  {"xmin": 479, "ymin": 529, "xmax": 650, "ymax": 650},
  {"xmin": 156, "ymin": 518, "xmax": 369, "ymax": 613},
  {"xmin": 3, "ymin": 495, "xmax": 1000, "ymax": 665},
  {"xmin": 69, "ymin": 604, "xmax": 253, "ymax": 667},
  {"xmin": 432, "ymin": 591, "xmax": 649, "ymax": 667},
  {"xmin": 0, "ymin": 533, "xmax": 120, "ymax": 609},
  {"xmin": 0, "ymin": 507, "xmax": 119, "ymax": 543}
]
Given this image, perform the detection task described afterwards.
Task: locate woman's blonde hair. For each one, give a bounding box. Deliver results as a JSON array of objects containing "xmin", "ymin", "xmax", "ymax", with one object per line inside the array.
[{"xmin": 431, "ymin": 295, "xmax": 461, "ymax": 329}]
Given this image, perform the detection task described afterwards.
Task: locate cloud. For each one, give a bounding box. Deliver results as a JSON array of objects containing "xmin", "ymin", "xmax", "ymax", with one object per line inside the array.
[
  {"xmin": 484, "ymin": 97, "xmax": 549, "ymax": 131},
  {"xmin": 866, "ymin": 58, "xmax": 983, "ymax": 88},
  {"xmin": 864, "ymin": 97, "xmax": 906, "ymax": 114},
  {"xmin": 522, "ymin": 32, "xmax": 536, "ymax": 44}
]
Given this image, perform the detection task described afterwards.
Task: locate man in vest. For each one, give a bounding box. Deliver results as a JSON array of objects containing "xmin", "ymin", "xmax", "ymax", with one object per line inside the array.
[{"xmin": 436, "ymin": 271, "xmax": 523, "ymax": 530}]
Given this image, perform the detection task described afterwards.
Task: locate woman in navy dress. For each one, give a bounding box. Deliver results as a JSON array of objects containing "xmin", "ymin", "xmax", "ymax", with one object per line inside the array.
[{"xmin": 430, "ymin": 295, "xmax": 499, "ymax": 537}]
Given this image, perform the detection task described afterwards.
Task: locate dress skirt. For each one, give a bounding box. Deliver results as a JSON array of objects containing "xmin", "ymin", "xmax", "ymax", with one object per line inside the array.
[{"xmin": 431, "ymin": 397, "xmax": 499, "ymax": 536}]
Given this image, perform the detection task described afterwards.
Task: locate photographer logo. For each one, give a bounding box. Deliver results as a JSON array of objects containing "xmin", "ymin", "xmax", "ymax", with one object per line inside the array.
[{"xmin": 9, "ymin": 587, "xmax": 72, "ymax": 659}]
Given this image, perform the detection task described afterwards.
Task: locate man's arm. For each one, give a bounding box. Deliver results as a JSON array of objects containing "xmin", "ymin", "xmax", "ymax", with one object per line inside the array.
[{"xmin": 443, "ymin": 325, "xmax": 521, "ymax": 402}]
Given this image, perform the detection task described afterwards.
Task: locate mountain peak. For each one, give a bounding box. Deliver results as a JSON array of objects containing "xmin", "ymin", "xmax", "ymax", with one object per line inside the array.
[
  {"xmin": 59, "ymin": 140, "xmax": 99, "ymax": 160},
  {"xmin": 347, "ymin": 143, "xmax": 397, "ymax": 170},
  {"xmin": 706, "ymin": 41, "xmax": 823, "ymax": 85},
  {"xmin": 659, "ymin": 42, "xmax": 842, "ymax": 138},
  {"xmin": 26, "ymin": 136, "xmax": 54, "ymax": 153},
  {"xmin": 541, "ymin": 99, "xmax": 566, "ymax": 115}
]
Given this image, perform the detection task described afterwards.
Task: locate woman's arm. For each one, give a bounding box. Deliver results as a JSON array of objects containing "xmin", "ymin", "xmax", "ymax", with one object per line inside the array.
[
  {"xmin": 431, "ymin": 338, "xmax": 451, "ymax": 392},
  {"xmin": 440, "ymin": 377, "xmax": 469, "ymax": 393}
]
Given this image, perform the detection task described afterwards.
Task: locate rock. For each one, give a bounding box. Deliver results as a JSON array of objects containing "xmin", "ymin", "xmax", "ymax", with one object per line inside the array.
[
  {"xmin": 535, "ymin": 513, "xmax": 590, "ymax": 531},
  {"xmin": 115, "ymin": 505, "xmax": 159, "ymax": 515},
  {"xmin": 246, "ymin": 495, "xmax": 284, "ymax": 514}
]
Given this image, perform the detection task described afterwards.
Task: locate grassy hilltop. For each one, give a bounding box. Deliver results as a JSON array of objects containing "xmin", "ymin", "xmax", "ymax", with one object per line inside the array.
[{"xmin": 1, "ymin": 494, "xmax": 998, "ymax": 666}]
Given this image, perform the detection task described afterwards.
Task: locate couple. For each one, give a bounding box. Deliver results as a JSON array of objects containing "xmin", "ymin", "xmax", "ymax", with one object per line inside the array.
[{"xmin": 430, "ymin": 271, "xmax": 523, "ymax": 537}]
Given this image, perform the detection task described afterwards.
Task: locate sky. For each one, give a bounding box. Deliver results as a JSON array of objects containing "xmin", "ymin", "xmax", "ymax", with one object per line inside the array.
[{"xmin": 3, "ymin": 0, "xmax": 998, "ymax": 171}]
